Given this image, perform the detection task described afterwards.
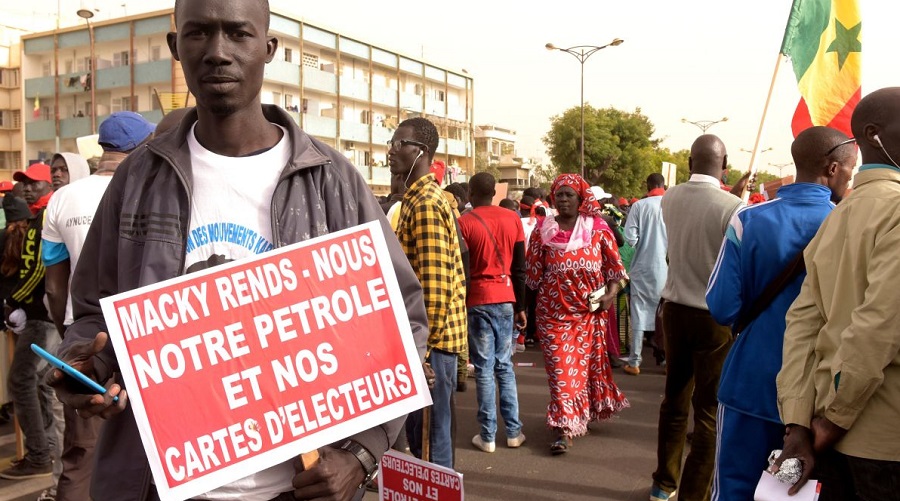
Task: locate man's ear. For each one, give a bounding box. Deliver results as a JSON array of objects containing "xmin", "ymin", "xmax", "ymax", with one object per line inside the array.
[
  {"xmin": 826, "ymin": 160, "xmax": 839, "ymax": 178},
  {"xmin": 722, "ymin": 155, "xmax": 728, "ymax": 170},
  {"xmin": 166, "ymin": 32, "xmax": 180, "ymax": 61},
  {"xmin": 265, "ymin": 36, "xmax": 278, "ymax": 63}
]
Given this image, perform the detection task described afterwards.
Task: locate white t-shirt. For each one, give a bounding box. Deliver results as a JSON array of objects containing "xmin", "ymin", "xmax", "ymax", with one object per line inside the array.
[
  {"xmin": 42, "ymin": 175, "xmax": 114, "ymax": 325},
  {"xmin": 186, "ymin": 123, "xmax": 295, "ymax": 501}
]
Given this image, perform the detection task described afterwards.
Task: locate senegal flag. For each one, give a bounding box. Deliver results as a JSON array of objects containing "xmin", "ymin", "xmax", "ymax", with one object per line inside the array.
[{"xmin": 781, "ymin": 0, "xmax": 860, "ymax": 138}]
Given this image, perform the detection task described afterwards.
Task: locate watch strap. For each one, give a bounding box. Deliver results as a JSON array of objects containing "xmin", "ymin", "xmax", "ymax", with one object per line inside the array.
[{"xmin": 339, "ymin": 439, "xmax": 378, "ymax": 480}]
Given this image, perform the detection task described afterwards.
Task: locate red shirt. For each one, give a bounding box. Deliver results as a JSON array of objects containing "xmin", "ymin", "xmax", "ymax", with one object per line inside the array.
[{"xmin": 458, "ymin": 205, "xmax": 525, "ymax": 308}]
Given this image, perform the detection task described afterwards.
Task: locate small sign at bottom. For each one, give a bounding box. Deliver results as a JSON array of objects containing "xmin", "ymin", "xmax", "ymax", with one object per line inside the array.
[{"xmin": 380, "ymin": 449, "xmax": 463, "ymax": 501}]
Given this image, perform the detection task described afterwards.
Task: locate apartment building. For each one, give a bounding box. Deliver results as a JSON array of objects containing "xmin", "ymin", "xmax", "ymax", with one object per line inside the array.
[
  {"xmin": 21, "ymin": 9, "xmax": 475, "ymax": 193},
  {"xmin": 0, "ymin": 29, "xmax": 23, "ymax": 181},
  {"xmin": 475, "ymin": 124, "xmax": 534, "ymax": 190}
]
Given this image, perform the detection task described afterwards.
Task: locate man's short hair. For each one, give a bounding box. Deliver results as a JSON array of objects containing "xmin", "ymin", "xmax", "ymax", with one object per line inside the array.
[
  {"xmin": 398, "ymin": 117, "xmax": 439, "ymax": 158},
  {"xmin": 175, "ymin": 0, "xmax": 271, "ymax": 30},
  {"xmin": 444, "ymin": 183, "xmax": 468, "ymax": 207},
  {"xmin": 647, "ymin": 172, "xmax": 666, "ymax": 188},
  {"xmin": 499, "ymin": 198, "xmax": 519, "ymax": 211},
  {"xmin": 468, "ymin": 172, "xmax": 495, "ymax": 199}
]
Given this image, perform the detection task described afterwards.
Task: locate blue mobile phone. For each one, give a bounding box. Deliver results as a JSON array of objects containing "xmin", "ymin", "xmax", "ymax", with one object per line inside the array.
[{"xmin": 31, "ymin": 344, "xmax": 119, "ymax": 403}]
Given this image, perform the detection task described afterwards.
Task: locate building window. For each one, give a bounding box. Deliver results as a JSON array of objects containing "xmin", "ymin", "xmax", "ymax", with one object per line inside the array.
[
  {"xmin": 435, "ymin": 90, "xmax": 445, "ymax": 102},
  {"xmin": 284, "ymin": 94, "xmax": 297, "ymax": 111},
  {"xmin": 77, "ymin": 57, "xmax": 92, "ymax": 73},
  {"xmin": 0, "ymin": 69, "xmax": 18, "ymax": 88},
  {"xmin": 301, "ymin": 98, "xmax": 309, "ymax": 113},
  {"xmin": 114, "ymin": 51, "xmax": 130, "ymax": 67},
  {"xmin": 42, "ymin": 62, "xmax": 52, "ymax": 77},
  {"xmin": 85, "ymin": 102, "xmax": 92, "ymax": 117},
  {"xmin": 284, "ymin": 48, "xmax": 293, "ymax": 63},
  {"xmin": 302, "ymin": 52, "xmax": 319, "ymax": 69},
  {"xmin": 272, "ymin": 91, "xmax": 281, "ymax": 107},
  {"xmin": 0, "ymin": 152, "xmax": 22, "ymax": 171},
  {"xmin": 150, "ymin": 46, "xmax": 162, "ymax": 62},
  {"xmin": 0, "ymin": 110, "xmax": 22, "ymax": 129}
]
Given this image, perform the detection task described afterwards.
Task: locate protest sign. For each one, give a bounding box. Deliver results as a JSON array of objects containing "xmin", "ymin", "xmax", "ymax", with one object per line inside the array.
[
  {"xmin": 100, "ymin": 221, "xmax": 431, "ymax": 501},
  {"xmin": 380, "ymin": 450, "xmax": 464, "ymax": 501}
]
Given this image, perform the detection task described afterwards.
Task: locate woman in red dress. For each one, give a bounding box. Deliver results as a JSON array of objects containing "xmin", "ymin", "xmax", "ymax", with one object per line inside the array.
[{"xmin": 525, "ymin": 174, "xmax": 630, "ymax": 454}]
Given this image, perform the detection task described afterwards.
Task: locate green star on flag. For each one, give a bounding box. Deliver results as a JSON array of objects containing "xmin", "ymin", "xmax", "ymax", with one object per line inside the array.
[{"xmin": 826, "ymin": 20, "xmax": 861, "ymax": 70}]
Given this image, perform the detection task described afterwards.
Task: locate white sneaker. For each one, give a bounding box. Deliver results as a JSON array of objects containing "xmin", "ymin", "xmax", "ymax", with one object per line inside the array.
[
  {"xmin": 471, "ymin": 434, "xmax": 496, "ymax": 453},
  {"xmin": 515, "ymin": 342, "xmax": 526, "ymax": 353},
  {"xmin": 507, "ymin": 433, "xmax": 526, "ymax": 448}
]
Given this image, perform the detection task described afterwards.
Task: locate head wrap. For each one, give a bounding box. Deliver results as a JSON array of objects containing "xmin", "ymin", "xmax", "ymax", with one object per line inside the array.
[{"xmin": 549, "ymin": 174, "xmax": 603, "ymax": 217}]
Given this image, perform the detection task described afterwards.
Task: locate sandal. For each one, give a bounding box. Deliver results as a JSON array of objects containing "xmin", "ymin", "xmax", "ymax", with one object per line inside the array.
[{"xmin": 550, "ymin": 437, "xmax": 570, "ymax": 455}]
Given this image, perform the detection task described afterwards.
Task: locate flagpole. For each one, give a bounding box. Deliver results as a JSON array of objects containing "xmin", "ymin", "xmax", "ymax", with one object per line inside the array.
[{"xmin": 742, "ymin": 52, "xmax": 785, "ymax": 201}]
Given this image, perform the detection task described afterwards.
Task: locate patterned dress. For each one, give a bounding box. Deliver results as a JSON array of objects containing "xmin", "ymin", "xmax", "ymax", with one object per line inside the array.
[{"xmin": 526, "ymin": 215, "xmax": 630, "ymax": 437}]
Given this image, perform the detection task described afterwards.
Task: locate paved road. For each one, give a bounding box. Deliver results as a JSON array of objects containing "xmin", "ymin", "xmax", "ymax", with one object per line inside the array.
[{"xmin": 1, "ymin": 347, "xmax": 667, "ymax": 501}]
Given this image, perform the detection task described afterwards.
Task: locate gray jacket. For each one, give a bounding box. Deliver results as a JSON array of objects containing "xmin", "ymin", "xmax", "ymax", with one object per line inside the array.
[{"xmin": 62, "ymin": 105, "xmax": 429, "ymax": 500}]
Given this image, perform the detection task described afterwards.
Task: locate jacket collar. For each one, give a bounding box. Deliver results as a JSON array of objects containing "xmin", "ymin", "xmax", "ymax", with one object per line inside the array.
[{"xmin": 852, "ymin": 164, "xmax": 900, "ymax": 189}]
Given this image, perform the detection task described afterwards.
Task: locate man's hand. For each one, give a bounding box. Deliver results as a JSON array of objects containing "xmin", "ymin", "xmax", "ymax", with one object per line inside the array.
[
  {"xmin": 773, "ymin": 424, "xmax": 816, "ymax": 495},
  {"xmin": 811, "ymin": 416, "xmax": 847, "ymax": 453},
  {"xmin": 45, "ymin": 332, "xmax": 127, "ymax": 419},
  {"xmin": 514, "ymin": 311, "xmax": 527, "ymax": 332},
  {"xmin": 729, "ymin": 171, "xmax": 754, "ymax": 197},
  {"xmin": 292, "ymin": 446, "xmax": 365, "ymax": 501}
]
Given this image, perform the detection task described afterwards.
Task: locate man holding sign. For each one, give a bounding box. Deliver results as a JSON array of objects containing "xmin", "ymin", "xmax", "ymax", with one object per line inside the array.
[{"xmin": 48, "ymin": 0, "xmax": 428, "ymax": 500}]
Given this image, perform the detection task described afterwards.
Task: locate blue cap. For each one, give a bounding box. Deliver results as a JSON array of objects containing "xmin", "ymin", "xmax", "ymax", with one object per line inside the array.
[{"xmin": 98, "ymin": 112, "xmax": 156, "ymax": 152}]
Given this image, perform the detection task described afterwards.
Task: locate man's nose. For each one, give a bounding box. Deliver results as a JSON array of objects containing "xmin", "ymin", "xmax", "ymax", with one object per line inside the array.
[{"xmin": 204, "ymin": 33, "xmax": 232, "ymax": 65}]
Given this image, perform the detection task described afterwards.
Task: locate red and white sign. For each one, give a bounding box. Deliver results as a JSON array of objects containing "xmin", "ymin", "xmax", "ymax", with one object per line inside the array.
[
  {"xmin": 380, "ymin": 450, "xmax": 464, "ymax": 501},
  {"xmin": 100, "ymin": 221, "xmax": 431, "ymax": 501}
]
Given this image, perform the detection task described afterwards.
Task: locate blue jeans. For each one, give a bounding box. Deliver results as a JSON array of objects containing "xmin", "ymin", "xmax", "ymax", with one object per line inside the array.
[
  {"xmin": 8, "ymin": 320, "xmax": 60, "ymax": 465},
  {"xmin": 406, "ymin": 349, "xmax": 456, "ymax": 468},
  {"xmin": 467, "ymin": 303, "xmax": 522, "ymax": 443}
]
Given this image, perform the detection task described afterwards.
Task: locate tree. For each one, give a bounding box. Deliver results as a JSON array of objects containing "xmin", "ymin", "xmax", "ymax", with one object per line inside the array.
[
  {"xmin": 654, "ymin": 147, "xmax": 691, "ymax": 188},
  {"xmin": 543, "ymin": 106, "xmax": 661, "ymax": 197},
  {"xmin": 473, "ymin": 152, "xmax": 500, "ymax": 179},
  {"xmin": 530, "ymin": 162, "xmax": 557, "ymax": 189}
]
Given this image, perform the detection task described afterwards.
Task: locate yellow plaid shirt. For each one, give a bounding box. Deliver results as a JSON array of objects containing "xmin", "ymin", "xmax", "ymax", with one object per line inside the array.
[{"xmin": 397, "ymin": 174, "xmax": 468, "ymax": 354}]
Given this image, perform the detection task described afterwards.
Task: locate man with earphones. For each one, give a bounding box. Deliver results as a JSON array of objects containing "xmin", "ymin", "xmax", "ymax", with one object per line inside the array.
[
  {"xmin": 389, "ymin": 117, "xmax": 468, "ymax": 469},
  {"xmin": 775, "ymin": 87, "xmax": 900, "ymax": 500}
]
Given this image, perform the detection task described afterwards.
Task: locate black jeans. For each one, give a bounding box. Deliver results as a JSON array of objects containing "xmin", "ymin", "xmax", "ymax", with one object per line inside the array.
[{"xmin": 816, "ymin": 449, "xmax": 900, "ymax": 501}]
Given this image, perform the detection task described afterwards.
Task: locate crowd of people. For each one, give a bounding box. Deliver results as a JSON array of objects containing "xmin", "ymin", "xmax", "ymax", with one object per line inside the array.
[{"xmin": 0, "ymin": 1, "xmax": 897, "ymax": 500}]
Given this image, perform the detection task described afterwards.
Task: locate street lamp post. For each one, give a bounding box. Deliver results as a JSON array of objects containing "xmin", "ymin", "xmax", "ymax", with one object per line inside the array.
[
  {"xmin": 769, "ymin": 162, "xmax": 793, "ymax": 178},
  {"xmin": 546, "ymin": 38, "xmax": 624, "ymax": 180},
  {"xmin": 681, "ymin": 116, "xmax": 728, "ymax": 134},
  {"xmin": 77, "ymin": 8, "xmax": 97, "ymax": 134},
  {"xmin": 740, "ymin": 147, "xmax": 773, "ymax": 154}
]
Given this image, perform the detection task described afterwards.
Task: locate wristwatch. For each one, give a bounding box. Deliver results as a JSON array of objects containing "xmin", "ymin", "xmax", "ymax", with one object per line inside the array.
[{"xmin": 339, "ymin": 440, "xmax": 378, "ymax": 486}]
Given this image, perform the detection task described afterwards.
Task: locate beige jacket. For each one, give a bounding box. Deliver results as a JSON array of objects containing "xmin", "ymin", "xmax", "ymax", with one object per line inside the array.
[{"xmin": 777, "ymin": 166, "xmax": 900, "ymax": 461}]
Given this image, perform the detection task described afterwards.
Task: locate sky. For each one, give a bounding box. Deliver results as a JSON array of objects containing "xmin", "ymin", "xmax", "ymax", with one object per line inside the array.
[{"xmin": 10, "ymin": 0, "xmax": 899, "ymax": 177}]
